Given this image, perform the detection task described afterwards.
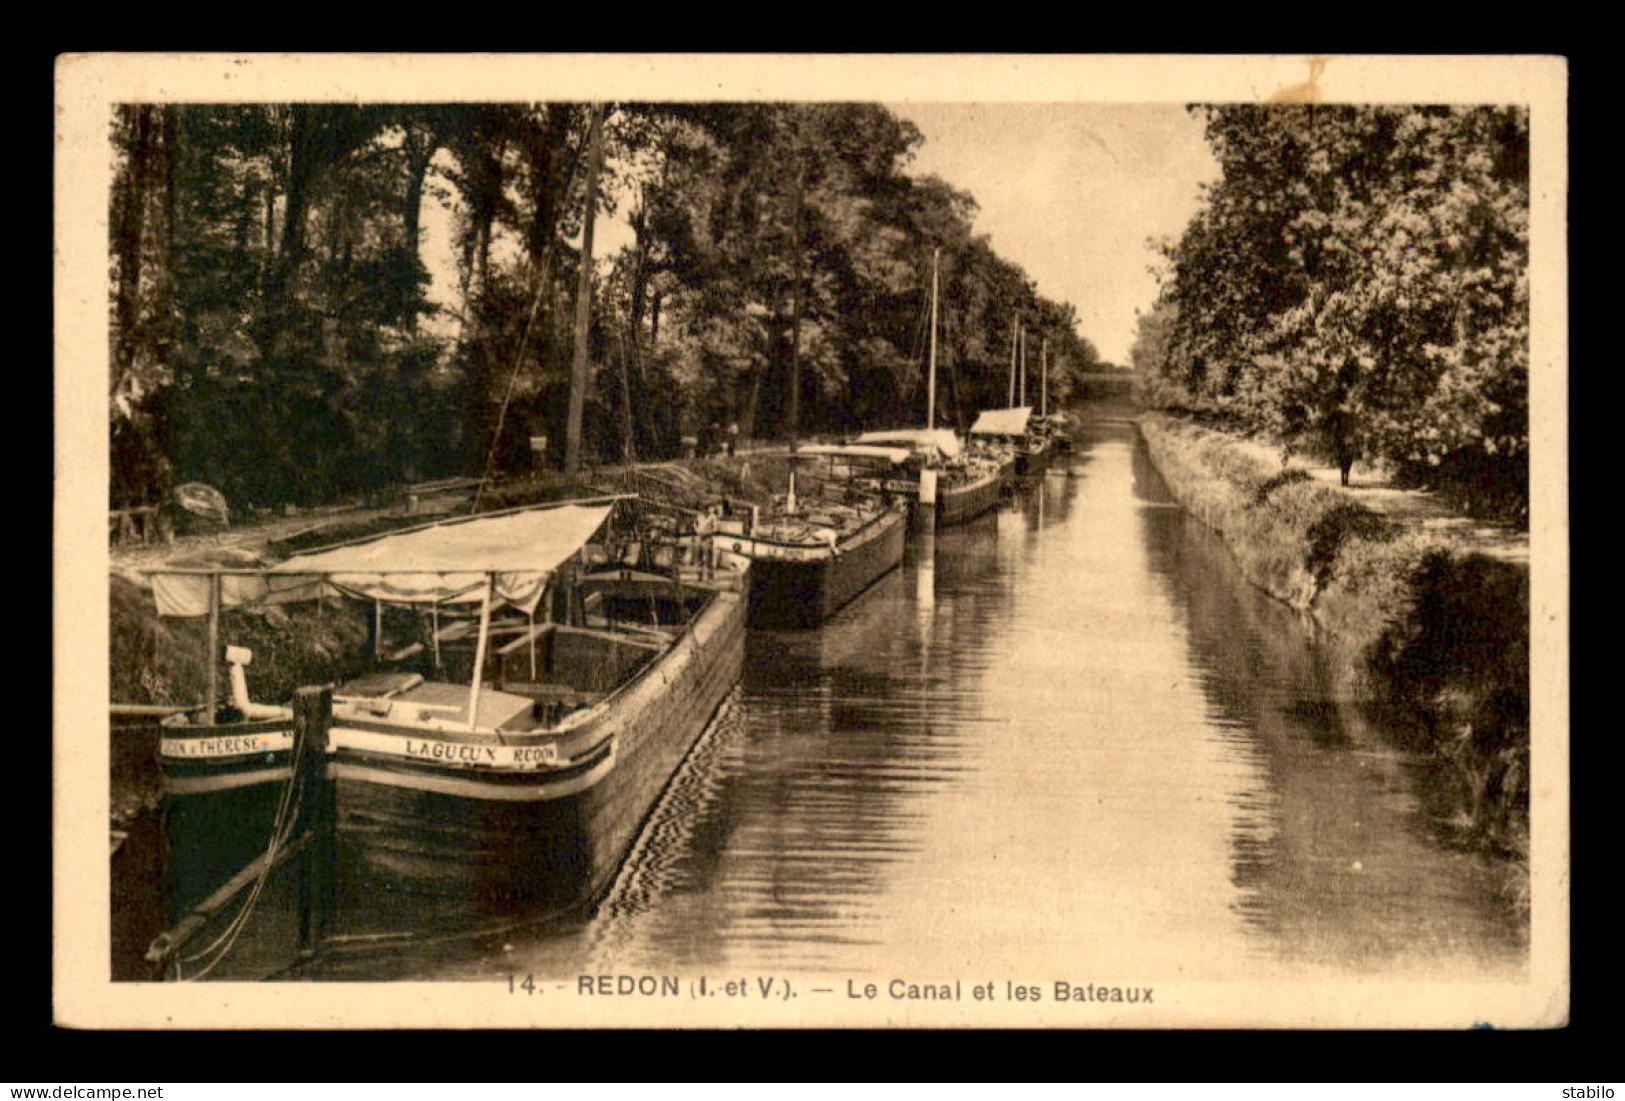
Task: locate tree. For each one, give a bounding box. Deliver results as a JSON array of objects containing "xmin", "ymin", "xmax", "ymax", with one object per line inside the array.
[
  {"xmin": 118, "ymin": 103, "xmax": 467, "ymax": 506},
  {"xmin": 109, "ymin": 104, "xmax": 178, "ymax": 507},
  {"xmin": 1152, "ymin": 104, "xmax": 1528, "ymax": 512},
  {"xmin": 564, "ymin": 106, "xmax": 606, "ymax": 475},
  {"xmin": 110, "ymin": 101, "xmax": 1116, "ymax": 505}
]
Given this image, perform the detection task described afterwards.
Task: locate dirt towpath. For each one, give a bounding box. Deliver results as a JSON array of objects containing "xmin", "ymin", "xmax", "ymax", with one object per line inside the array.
[{"xmin": 1226, "ymin": 438, "xmax": 1529, "ymax": 567}]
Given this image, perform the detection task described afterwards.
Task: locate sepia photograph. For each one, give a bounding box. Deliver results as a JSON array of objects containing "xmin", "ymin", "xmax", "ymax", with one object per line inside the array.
[{"xmin": 56, "ymin": 53, "xmax": 1568, "ymax": 1028}]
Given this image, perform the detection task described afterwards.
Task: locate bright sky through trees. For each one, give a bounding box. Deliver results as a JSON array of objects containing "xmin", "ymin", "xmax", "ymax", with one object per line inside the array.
[
  {"xmin": 886, "ymin": 103, "xmax": 1219, "ymax": 366},
  {"xmin": 420, "ymin": 103, "xmax": 1220, "ymax": 368}
]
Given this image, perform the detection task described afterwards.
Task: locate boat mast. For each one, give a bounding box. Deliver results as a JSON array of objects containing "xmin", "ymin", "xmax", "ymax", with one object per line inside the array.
[
  {"xmin": 1041, "ymin": 336, "xmax": 1049, "ymax": 417},
  {"xmin": 1009, "ymin": 313, "xmax": 1019, "ymax": 406},
  {"xmin": 927, "ymin": 248, "xmax": 939, "ymax": 431},
  {"xmin": 1019, "ymin": 324, "xmax": 1027, "ymax": 408}
]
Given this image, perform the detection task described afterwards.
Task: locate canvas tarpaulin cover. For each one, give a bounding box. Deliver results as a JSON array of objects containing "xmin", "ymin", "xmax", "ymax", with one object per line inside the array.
[
  {"xmin": 796, "ymin": 444, "xmax": 910, "ymax": 464},
  {"xmin": 853, "ymin": 428, "xmax": 963, "ymax": 460},
  {"xmin": 969, "ymin": 407, "xmax": 1033, "ymax": 436},
  {"xmin": 150, "ymin": 504, "xmax": 614, "ymax": 618}
]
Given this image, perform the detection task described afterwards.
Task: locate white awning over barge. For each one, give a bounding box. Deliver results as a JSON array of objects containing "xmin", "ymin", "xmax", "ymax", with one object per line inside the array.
[
  {"xmin": 796, "ymin": 444, "xmax": 911, "ymax": 464},
  {"xmin": 970, "ymin": 407, "xmax": 1034, "ymax": 437},
  {"xmin": 852, "ymin": 428, "xmax": 963, "ymax": 460},
  {"xmin": 149, "ymin": 503, "xmax": 615, "ymax": 618}
]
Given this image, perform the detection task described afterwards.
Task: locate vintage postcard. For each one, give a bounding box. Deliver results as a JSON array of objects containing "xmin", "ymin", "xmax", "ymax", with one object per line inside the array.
[{"xmin": 56, "ymin": 53, "xmax": 1568, "ymax": 1028}]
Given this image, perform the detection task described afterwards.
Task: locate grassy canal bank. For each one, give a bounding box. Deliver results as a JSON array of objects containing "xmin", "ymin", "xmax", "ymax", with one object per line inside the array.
[{"xmin": 1136, "ymin": 412, "xmax": 1531, "ymax": 875}]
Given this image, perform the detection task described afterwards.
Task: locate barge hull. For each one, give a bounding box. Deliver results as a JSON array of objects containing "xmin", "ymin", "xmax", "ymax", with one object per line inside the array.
[
  {"xmin": 934, "ymin": 471, "xmax": 1005, "ymax": 528},
  {"xmin": 747, "ymin": 507, "xmax": 908, "ymax": 629},
  {"xmin": 1016, "ymin": 444, "xmax": 1051, "ymax": 476},
  {"xmin": 331, "ymin": 587, "xmax": 747, "ymax": 924}
]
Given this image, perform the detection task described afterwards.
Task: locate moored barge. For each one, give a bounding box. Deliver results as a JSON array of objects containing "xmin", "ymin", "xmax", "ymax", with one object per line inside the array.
[
  {"xmin": 970, "ymin": 406, "xmax": 1053, "ymax": 476},
  {"xmin": 707, "ymin": 445, "xmax": 910, "ymax": 629},
  {"xmin": 852, "ymin": 428, "xmax": 1009, "ymax": 529},
  {"xmin": 146, "ymin": 497, "xmax": 748, "ymax": 921}
]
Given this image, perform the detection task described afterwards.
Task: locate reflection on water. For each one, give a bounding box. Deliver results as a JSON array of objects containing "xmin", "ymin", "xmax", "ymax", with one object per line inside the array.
[
  {"xmin": 177, "ymin": 411, "xmax": 1527, "ymax": 982},
  {"xmin": 1131, "ymin": 439, "xmax": 1525, "ymax": 976}
]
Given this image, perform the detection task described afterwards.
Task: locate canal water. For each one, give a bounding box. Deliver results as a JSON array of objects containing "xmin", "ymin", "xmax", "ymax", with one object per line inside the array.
[{"xmin": 279, "ymin": 407, "xmax": 1525, "ymax": 985}]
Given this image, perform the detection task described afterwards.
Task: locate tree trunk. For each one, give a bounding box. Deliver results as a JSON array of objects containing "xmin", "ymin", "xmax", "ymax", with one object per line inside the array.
[
  {"xmin": 403, "ymin": 136, "xmax": 435, "ymax": 247},
  {"xmin": 944, "ymin": 301, "xmax": 964, "ymax": 433},
  {"xmin": 525, "ymin": 105, "xmax": 573, "ymax": 271},
  {"xmin": 564, "ymin": 106, "xmax": 606, "ymax": 476},
  {"xmin": 401, "ymin": 128, "xmax": 438, "ymax": 335},
  {"xmin": 270, "ymin": 105, "xmax": 319, "ymax": 299},
  {"xmin": 155, "ymin": 106, "xmax": 177, "ymax": 377},
  {"xmin": 628, "ymin": 196, "xmax": 650, "ymax": 328},
  {"xmin": 787, "ymin": 163, "xmax": 807, "ymax": 452},
  {"xmin": 263, "ymin": 170, "xmax": 277, "ymax": 258},
  {"xmin": 739, "ymin": 282, "xmax": 784, "ymax": 444},
  {"xmin": 620, "ymin": 193, "xmax": 652, "ymax": 466},
  {"xmin": 616, "ymin": 326, "xmax": 637, "ymax": 467},
  {"xmin": 739, "ymin": 358, "xmax": 764, "ymax": 443},
  {"xmin": 268, "ymin": 106, "xmax": 375, "ymax": 309},
  {"xmin": 111, "ymin": 106, "xmax": 154, "ymax": 393},
  {"xmin": 1333, "ymin": 410, "xmax": 1355, "ymax": 486},
  {"xmin": 459, "ymin": 127, "xmax": 505, "ymax": 308}
]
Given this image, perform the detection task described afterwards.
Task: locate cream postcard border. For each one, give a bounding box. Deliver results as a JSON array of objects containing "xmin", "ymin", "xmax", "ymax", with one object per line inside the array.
[{"xmin": 54, "ymin": 52, "xmax": 1569, "ymax": 1029}]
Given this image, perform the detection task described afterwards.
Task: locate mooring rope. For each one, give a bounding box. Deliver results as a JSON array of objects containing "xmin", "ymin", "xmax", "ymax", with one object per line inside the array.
[{"xmin": 172, "ymin": 710, "xmax": 311, "ymax": 981}]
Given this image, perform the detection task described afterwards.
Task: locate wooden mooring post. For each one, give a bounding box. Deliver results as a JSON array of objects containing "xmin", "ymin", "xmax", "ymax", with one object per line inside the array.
[{"xmin": 294, "ymin": 685, "xmax": 335, "ymax": 964}]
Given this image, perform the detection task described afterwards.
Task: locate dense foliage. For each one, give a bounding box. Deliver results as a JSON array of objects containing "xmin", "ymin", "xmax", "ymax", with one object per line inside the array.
[
  {"xmin": 1135, "ymin": 105, "xmax": 1529, "ymax": 520},
  {"xmin": 109, "ymin": 102, "xmax": 1100, "ymax": 511}
]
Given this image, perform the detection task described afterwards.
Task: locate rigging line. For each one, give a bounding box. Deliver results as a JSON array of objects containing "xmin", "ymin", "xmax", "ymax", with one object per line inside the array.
[
  {"xmin": 179, "ymin": 817, "xmax": 294, "ymax": 978},
  {"xmin": 179, "ymin": 784, "xmax": 306, "ymax": 979},
  {"xmin": 179, "ymin": 772, "xmax": 301, "ymax": 967},
  {"xmin": 908, "ymin": 272, "xmax": 931, "ymax": 372},
  {"xmin": 472, "ymin": 104, "xmax": 600, "ymax": 514}
]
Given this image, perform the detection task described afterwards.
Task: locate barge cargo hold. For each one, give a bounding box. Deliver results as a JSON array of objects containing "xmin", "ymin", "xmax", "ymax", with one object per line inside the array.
[
  {"xmin": 716, "ymin": 494, "xmax": 908, "ymax": 630},
  {"xmin": 697, "ymin": 445, "xmax": 910, "ymax": 630}
]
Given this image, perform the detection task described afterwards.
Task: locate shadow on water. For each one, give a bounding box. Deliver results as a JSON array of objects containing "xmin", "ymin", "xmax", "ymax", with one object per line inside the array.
[{"xmin": 309, "ymin": 533, "xmax": 1017, "ymax": 980}]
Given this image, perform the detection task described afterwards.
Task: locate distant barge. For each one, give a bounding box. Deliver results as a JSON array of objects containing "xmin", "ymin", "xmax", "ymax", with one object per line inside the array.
[
  {"xmin": 706, "ymin": 445, "xmax": 910, "ymax": 630},
  {"xmin": 970, "ymin": 406, "xmax": 1053, "ymax": 476},
  {"xmin": 852, "ymin": 428, "xmax": 1009, "ymax": 529}
]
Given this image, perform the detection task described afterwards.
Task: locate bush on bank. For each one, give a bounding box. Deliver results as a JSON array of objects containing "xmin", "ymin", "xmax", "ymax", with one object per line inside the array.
[{"xmin": 1137, "ymin": 412, "xmax": 1530, "ymax": 859}]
